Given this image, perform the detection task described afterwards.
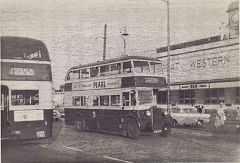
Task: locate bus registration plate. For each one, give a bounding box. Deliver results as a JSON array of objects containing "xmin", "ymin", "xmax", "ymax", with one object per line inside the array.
[
  {"xmin": 153, "ymin": 130, "xmax": 162, "ymax": 133},
  {"xmin": 36, "ymin": 131, "xmax": 45, "ymax": 138}
]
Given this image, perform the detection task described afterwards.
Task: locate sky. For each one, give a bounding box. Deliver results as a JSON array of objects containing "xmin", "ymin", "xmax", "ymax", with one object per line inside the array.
[{"xmin": 0, "ymin": 0, "xmax": 233, "ymax": 88}]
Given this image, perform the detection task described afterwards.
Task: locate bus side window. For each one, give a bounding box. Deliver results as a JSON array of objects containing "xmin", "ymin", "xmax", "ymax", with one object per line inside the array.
[
  {"xmin": 111, "ymin": 95, "xmax": 120, "ymax": 106},
  {"xmin": 123, "ymin": 62, "xmax": 132, "ymax": 73},
  {"xmin": 150, "ymin": 62, "xmax": 162, "ymax": 74},
  {"xmin": 100, "ymin": 65, "xmax": 110, "ymax": 76},
  {"xmin": 81, "ymin": 69, "xmax": 90, "ymax": 79},
  {"xmin": 100, "ymin": 96, "xmax": 109, "ymax": 106},
  {"xmin": 67, "ymin": 71, "xmax": 73, "ymax": 80},
  {"xmin": 73, "ymin": 70, "xmax": 80, "ymax": 79},
  {"xmin": 133, "ymin": 61, "xmax": 149, "ymax": 73},
  {"xmin": 73, "ymin": 97, "xmax": 80, "ymax": 106},
  {"xmin": 110, "ymin": 63, "xmax": 121, "ymax": 75},
  {"xmin": 93, "ymin": 96, "xmax": 99, "ymax": 106},
  {"xmin": 90, "ymin": 67, "xmax": 99, "ymax": 77},
  {"xmin": 122, "ymin": 92, "xmax": 129, "ymax": 106}
]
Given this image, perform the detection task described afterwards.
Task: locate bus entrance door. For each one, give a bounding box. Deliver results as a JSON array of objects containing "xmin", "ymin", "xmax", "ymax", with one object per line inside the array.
[{"xmin": 1, "ymin": 85, "xmax": 11, "ymax": 139}]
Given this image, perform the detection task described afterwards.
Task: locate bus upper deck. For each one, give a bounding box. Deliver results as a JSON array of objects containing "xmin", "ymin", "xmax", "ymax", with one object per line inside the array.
[{"xmin": 65, "ymin": 56, "xmax": 165, "ymax": 82}]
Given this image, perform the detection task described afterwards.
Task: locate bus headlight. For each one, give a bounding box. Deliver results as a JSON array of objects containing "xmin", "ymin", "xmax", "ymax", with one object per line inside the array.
[{"xmin": 146, "ymin": 110, "xmax": 151, "ymax": 116}]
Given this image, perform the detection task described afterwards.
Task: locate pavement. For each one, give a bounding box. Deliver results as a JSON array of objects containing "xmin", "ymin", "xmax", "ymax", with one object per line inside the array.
[{"xmin": 172, "ymin": 127, "xmax": 240, "ymax": 143}]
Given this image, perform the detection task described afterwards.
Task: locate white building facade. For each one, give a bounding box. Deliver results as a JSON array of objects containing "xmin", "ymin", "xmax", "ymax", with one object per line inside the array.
[{"xmin": 154, "ymin": 1, "xmax": 239, "ymax": 110}]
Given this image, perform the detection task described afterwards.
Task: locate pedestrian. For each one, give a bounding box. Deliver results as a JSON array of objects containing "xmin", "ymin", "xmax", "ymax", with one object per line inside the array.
[
  {"xmin": 214, "ymin": 102, "xmax": 226, "ymax": 133},
  {"xmin": 236, "ymin": 107, "xmax": 240, "ymax": 120}
]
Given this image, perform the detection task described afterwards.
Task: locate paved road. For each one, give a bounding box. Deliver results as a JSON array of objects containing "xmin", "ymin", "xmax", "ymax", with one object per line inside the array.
[{"xmin": 2, "ymin": 120, "xmax": 240, "ymax": 163}]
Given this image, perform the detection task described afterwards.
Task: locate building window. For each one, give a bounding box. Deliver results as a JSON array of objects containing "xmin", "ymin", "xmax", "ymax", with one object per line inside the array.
[
  {"xmin": 93, "ymin": 96, "xmax": 99, "ymax": 106},
  {"xmin": 11, "ymin": 90, "xmax": 39, "ymax": 105},
  {"xmin": 100, "ymin": 96, "xmax": 109, "ymax": 106},
  {"xmin": 111, "ymin": 95, "xmax": 120, "ymax": 106},
  {"xmin": 179, "ymin": 90, "xmax": 195, "ymax": 104},
  {"xmin": 157, "ymin": 91, "xmax": 167, "ymax": 104},
  {"xmin": 205, "ymin": 88, "xmax": 224, "ymax": 104}
]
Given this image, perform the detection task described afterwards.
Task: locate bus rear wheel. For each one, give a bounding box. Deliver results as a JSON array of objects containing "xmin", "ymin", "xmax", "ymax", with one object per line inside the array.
[
  {"xmin": 127, "ymin": 119, "xmax": 140, "ymax": 139},
  {"xmin": 74, "ymin": 116, "xmax": 85, "ymax": 132}
]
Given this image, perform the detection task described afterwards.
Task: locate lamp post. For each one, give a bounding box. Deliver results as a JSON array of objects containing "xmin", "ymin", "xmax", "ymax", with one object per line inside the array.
[
  {"xmin": 162, "ymin": 0, "xmax": 171, "ymax": 113},
  {"xmin": 121, "ymin": 27, "xmax": 129, "ymax": 56}
]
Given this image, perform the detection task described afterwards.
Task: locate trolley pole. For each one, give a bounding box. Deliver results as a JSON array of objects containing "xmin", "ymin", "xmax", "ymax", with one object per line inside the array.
[{"xmin": 103, "ymin": 24, "xmax": 107, "ymax": 61}]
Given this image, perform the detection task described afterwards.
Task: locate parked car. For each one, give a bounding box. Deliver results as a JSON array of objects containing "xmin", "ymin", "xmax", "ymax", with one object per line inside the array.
[
  {"xmin": 170, "ymin": 106, "xmax": 210, "ymax": 127},
  {"xmin": 53, "ymin": 107, "xmax": 65, "ymax": 121}
]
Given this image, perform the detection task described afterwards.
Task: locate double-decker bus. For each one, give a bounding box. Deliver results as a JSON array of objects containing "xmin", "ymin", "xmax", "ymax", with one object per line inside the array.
[
  {"xmin": 64, "ymin": 56, "xmax": 173, "ymax": 139},
  {"xmin": 1, "ymin": 36, "xmax": 53, "ymax": 140}
]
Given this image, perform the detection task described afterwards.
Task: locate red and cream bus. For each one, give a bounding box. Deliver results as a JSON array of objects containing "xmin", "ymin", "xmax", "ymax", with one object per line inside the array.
[
  {"xmin": 64, "ymin": 56, "xmax": 173, "ymax": 139},
  {"xmin": 1, "ymin": 36, "xmax": 53, "ymax": 140}
]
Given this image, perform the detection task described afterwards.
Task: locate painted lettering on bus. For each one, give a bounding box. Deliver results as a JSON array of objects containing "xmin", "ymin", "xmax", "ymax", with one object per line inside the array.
[
  {"xmin": 93, "ymin": 81, "xmax": 106, "ymax": 88},
  {"xmin": 9, "ymin": 67, "xmax": 35, "ymax": 76},
  {"xmin": 190, "ymin": 55, "xmax": 230, "ymax": 68}
]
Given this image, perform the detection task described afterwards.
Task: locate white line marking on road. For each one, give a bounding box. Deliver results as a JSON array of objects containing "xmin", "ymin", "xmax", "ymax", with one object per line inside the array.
[
  {"xmin": 31, "ymin": 144, "xmax": 39, "ymax": 147},
  {"xmin": 38, "ymin": 144, "xmax": 47, "ymax": 148},
  {"xmin": 62, "ymin": 146, "xmax": 83, "ymax": 152},
  {"xmin": 103, "ymin": 156, "xmax": 133, "ymax": 163}
]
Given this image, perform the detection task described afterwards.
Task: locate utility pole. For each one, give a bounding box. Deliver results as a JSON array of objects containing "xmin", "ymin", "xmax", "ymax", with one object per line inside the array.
[
  {"xmin": 162, "ymin": 0, "xmax": 171, "ymax": 113},
  {"xmin": 167, "ymin": 0, "xmax": 170, "ymax": 114},
  {"xmin": 103, "ymin": 24, "xmax": 107, "ymax": 61}
]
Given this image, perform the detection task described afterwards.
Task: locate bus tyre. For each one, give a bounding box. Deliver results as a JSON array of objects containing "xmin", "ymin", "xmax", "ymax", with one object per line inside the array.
[
  {"xmin": 74, "ymin": 116, "xmax": 85, "ymax": 132},
  {"xmin": 173, "ymin": 120, "xmax": 179, "ymax": 128},
  {"xmin": 127, "ymin": 119, "xmax": 140, "ymax": 139},
  {"xmin": 196, "ymin": 120, "xmax": 203, "ymax": 127},
  {"xmin": 161, "ymin": 124, "xmax": 171, "ymax": 137}
]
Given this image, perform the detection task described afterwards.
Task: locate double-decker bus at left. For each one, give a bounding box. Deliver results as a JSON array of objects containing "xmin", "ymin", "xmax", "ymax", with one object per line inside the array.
[{"xmin": 1, "ymin": 36, "xmax": 53, "ymax": 140}]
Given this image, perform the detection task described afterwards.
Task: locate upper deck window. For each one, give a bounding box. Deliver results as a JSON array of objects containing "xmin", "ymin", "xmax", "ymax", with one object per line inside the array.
[
  {"xmin": 1, "ymin": 37, "xmax": 50, "ymax": 61},
  {"xmin": 123, "ymin": 61, "xmax": 132, "ymax": 73},
  {"xmin": 23, "ymin": 46, "xmax": 42, "ymax": 60},
  {"xmin": 133, "ymin": 61, "xmax": 149, "ymax": 73},
  {"xmin": 81, "ymin": 69, "xmax": 90, "ymax": 79},
  {"xmin": 150, "ymin": 62, "xmax": 162, "ymax": 74},
  {"xmin": 110, "ymin": 63, "xmax": 121, "ymax": 75},
  {"xmin": 90, "ymin": 67, "xmax": 99, "ymax": 77},
  {"xmin": 73, "ymin": 70, "xmax": 80, "ymax": 79},
  {"xmin": 100, "ymin": 65, "xmax": 110, "ymax": 76},
  {"xmin": 67, "ymin": 70, "xmax": 80, "ymax": 80}
]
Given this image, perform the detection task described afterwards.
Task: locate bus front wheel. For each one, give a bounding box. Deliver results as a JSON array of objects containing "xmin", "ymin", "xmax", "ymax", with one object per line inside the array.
[
  {"xmin": 160, "ymin": 124, "xmax": 171, "ymax": 137},
  {"xmin": 127, "ymin": 119, "xmax": 140, "ymax": 139},
  {"xmin": 74, "ymin": 116, "xmax": 85, "ymax": 132}
]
